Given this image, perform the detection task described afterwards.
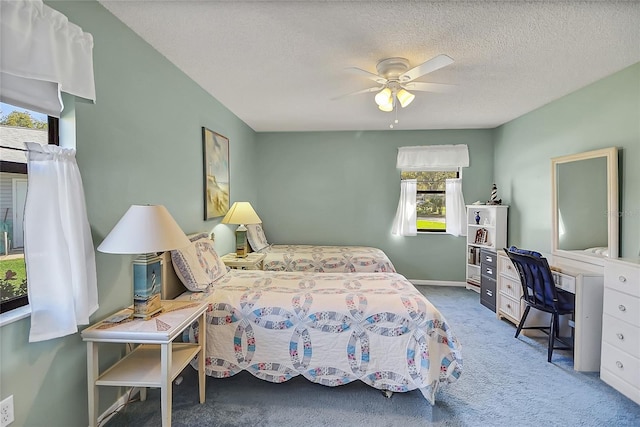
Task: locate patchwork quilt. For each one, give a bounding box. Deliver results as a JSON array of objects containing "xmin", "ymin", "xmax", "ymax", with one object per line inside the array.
[
  {"xmin": 179, "ymin": 270, "xmax": 462, "ymax": 403},
  {"xmin": 258, "ymin": 245, "xmax": 397, "ymax": 273}
]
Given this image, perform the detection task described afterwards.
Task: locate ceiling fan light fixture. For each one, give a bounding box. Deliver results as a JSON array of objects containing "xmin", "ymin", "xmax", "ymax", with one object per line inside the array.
[
  {"xmin": 374, "ymin": 87, "xmax": 392, "ymax": 107},
  {"xmin": 378, "ymin": 102, "xmax": 393, "ymax": 112},
  {"xmin": 396, "ymin": 89, "xmax": 415, "ymax": 108}
]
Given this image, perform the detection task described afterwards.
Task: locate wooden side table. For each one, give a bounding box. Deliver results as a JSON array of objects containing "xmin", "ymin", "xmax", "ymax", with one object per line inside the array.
[
  {"xmin": 221, "ymin": 252, "xmax": 266, "ymax": 270},
  {"xmin": 81, "ymin": 300, "xmax": 208, "ymax": 427}
]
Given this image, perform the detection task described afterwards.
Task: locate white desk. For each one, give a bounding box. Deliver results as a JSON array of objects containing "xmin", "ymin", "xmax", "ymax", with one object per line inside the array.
[
  {"xmin": 497, "ymin": 252, "xmax": 604, "ymax": 371},
  {"xmin": 551, "ymin": 266, "xmax": 604, "ymax": 371},
  {"xmin": 82, "ymin": 300, "xmax": 208, "ymax": 427}
]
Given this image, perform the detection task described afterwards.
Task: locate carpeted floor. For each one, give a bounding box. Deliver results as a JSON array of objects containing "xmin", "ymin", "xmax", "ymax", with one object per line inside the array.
[{"xmin": 105, "ymin": 285, "xmax": 640, "ymax": 426}]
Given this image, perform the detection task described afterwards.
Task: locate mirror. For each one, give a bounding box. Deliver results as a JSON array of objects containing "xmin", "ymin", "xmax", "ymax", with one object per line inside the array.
[{"xmin": 551, "ymin": 147, "xmax": 618, "ymax": 266}]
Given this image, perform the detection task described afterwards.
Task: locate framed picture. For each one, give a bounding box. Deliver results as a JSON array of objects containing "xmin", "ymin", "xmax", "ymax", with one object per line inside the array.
[
  {"xmin": 202, "ymin": 127, "xmax": 230, "ymax": 220},
  {"xmin": 474, "ymin": 228, "xmax": 488, "ymax": 244}
]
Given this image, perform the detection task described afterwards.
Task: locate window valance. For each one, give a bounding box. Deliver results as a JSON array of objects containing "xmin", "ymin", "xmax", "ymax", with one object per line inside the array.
[
  {"xmin": 0, "ymin": 0, "xmax": 95, "ymax": 117},
  {"xmin": 396, "ymin": 144, "xmax": 469, "ymax": 171}
]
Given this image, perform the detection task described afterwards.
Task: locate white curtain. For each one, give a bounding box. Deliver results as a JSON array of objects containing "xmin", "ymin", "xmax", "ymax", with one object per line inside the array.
[
  {"xmin": 397, "ymin": 144, "xmax": 469, "ymax": 170},
  {"xmin": 445, "ymin": 178, "xmax": 467, "ymax": 237},
  {"xmin": 0, "ymin": 0, "xmax": 96, "ymax": 116},
  {"xmin": 391, "ymin": 179, "xmax": 417, "ymax": 236},
  {"xmin": 24, "ymin": 142, "xmax": 98, "ymax": 342}
]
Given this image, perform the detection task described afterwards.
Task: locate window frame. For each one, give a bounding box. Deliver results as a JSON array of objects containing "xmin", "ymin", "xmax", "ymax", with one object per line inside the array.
[
  {"xmin": 402, "ymin": 169, "xmax": 461, "ymax": 233},
  {"xmin": 0, "ymin": 115, "xmax": 59, "ymax": 314}
]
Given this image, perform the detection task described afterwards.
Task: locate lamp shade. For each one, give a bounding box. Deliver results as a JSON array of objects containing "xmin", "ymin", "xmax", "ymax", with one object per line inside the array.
[
  {"xmin": 396, "ymin": 89, "xmax": 415, "ymax": 108},
  {"xmin": 97, "ymin": 205, "xmax": 190, "ymax": 254},
  {"xmin": 374, "ymin": 87, "xmax": 392, "ymax": 107},
  {"xmin": 221, "ymin": 202, "xmax": 262, "ymax": 225}
]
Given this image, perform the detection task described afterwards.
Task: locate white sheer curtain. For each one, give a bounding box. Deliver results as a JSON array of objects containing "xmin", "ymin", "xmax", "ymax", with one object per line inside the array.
[
  {"xmin": 391, "ymin": 179, "xmax": 417, "ymax": 236},
  {"xmin": 0, "ymin": 0, "xmax": 96, "ymax": 116},
  {"xmin": 394, "ymin": 144, "xmax": 469, "ymax": 237},
  {"xmin": 445, "ymin": 178, "xmax": 467, "ymax": 237},
  {"xmin": 24, "ymin": 142, "xmax": 98, "ymax": 342}
]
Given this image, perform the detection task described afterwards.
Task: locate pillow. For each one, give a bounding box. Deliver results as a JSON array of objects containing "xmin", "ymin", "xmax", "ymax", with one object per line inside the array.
[
  {"xmin": 246, "ymin": 223, "xmax": 269, "ymax": 252},
  {"xmin": 508, "ymin": 246, "xmax": 542, "ymax": 258},
  {"xmin": 171, "ymin": 233, "xmax": 228, "ymax": 292}
]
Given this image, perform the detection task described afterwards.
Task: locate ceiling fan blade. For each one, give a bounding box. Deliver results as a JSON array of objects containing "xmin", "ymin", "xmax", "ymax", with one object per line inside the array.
[
  {"xmin": 331, "ymin": 86, "xmax": 382, "ymax": 101},
  {"xmin": 344, "ymin": 67, "xmax": 387, "ymax": 84},
  {"xmin": 403, "ymin": 82, "xmax": 456, "ymax": 93},
  {"xmin": 399, "ymin": 54, "xmax": 454, "ymax": 83}
]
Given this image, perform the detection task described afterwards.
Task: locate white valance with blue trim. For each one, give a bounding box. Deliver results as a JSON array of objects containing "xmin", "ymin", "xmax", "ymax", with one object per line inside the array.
[{"xmin": 396, "ymin": 144, "xmax": 469, "ymax": 171}]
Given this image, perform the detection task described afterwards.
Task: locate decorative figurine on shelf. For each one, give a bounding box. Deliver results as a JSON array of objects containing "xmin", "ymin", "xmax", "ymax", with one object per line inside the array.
[
  {"xmin": 475, "ymin": 211, "xmax": 481, "ymax": 224},
  {"xmin": 487, "ymin": 183, "xmax": 502, "ymax": 205}
]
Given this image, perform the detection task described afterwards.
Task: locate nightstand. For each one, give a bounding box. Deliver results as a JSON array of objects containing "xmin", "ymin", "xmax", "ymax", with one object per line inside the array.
[
  {"xmin": 221, "ymin": 252, "xmax": 266, "ymax": 270},
  {"xmin": 81, "ymin": 300, "xmax": 208, "ymax": 427}
]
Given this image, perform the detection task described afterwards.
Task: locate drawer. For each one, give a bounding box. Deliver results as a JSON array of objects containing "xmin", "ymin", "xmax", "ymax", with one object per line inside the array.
[
  {"xmin": 498, "ymin": 294, "xmax": 521, "ymax": 321},
  {"xmin": 481, "ymin": 277, "xmax": 496, "ymax": 312},
  {"xmin": 601, "ymin": 342, "xmax": 640, "ymax": 388},
  {"xmin": 498, "ymin": 253, "xmax": 518, "ymax": 280},
  {"xmin": 499, "ymin": 275, "xmax": 521, "ymax": 300},
  {"xmin": 602, "ymin": 314, "xmax": 640, "ymax": 357},
  {"xmin": 603, "ymin": 288, "xmax": 640, "ymax": 326},
  {"xmin": 480, "ymin": 249, "xmax": 497, "ymax": 268},
  {"xmin": 552, "ymin": 272, "xmax": 576, "ymax": 294},
  {"xmin": 481, "ymin": 264, "xmax": 496, "ymax": 280},
  {"xmin": 605, "ymin": 261, "xmax": 640, "ymax": 298}
]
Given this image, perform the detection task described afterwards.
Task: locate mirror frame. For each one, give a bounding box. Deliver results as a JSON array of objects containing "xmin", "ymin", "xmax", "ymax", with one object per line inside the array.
[{"xmin": 551, "ymin": 147, "xmax": 618, "ymax": 266}]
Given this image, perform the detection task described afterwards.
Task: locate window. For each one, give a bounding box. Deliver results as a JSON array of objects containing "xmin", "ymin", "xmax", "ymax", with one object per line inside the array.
[
  {"xmin": 0, "ymin": 102, "xmax": 59, "ymax": 313},
  {"xmin": 400, "ymin": 170, "xmax": 459, "ymax": 232}
]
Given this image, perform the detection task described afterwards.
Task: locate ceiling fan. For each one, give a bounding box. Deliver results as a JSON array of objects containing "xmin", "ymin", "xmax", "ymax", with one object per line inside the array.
[{"xmin": 340, "ymin": 54, "xmax": 455, "ymax": 112}]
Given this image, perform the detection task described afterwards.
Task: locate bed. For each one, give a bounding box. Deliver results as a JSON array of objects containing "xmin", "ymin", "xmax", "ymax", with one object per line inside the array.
[
  {"xmin": 162, "ymin": 233, "xmax": 462, "ymax": 404},
  {"xmin": 246, "ymin": 224, "xmax": 397, "ymax": 273}
]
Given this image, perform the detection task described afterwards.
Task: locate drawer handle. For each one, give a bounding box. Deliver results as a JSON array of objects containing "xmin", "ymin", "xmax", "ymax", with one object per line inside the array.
[
  {"xmin": 506, "ymin": 304, "xmax": 511, "ymax": 309},
  {"xmin": 487, "ymin": 268, "xmax": 493, "ymax": 275},
  {"xmin": 616, "ymin": 361, "xmax": 624, "ymax": 370},
  {"xmin": 618, "ymin": 275, "xmax": 627, "ymax": 283},
  {"xmin": 507, "ymin": 284, "xmax": 512, "ymax": 289},
  {"xmin": 618, "ymin": 304, "xmax": 627, "ymax": 312},
  {"xmin": 507, "ymin": 265, "xmax": 512, "ymax": 270},
  {"xmin": 486, "ymin": 290, "xmax": 493, "ymax": 297},
  {"xmin": 616, "ymin": 333, "xmax": 624, "ymax": 341}
]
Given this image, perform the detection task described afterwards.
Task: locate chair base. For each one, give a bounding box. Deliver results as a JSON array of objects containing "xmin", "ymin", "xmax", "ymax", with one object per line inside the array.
[{"xmin": 515, "ymin": 306, "xmax": 574, "ymax": 363}]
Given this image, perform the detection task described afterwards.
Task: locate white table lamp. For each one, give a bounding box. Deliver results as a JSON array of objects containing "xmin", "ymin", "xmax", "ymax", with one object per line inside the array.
[
  {"xmin": 221, "ymin": 202, "xmax": 261, "ymax": 258},
  {"xmin": 97, "ymin": 205, "xmax": 190, "ymax": 318}
]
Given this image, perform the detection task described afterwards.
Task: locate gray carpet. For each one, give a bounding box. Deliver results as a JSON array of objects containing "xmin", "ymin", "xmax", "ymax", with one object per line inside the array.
[{"xmin": 106, "ymin": 285, "xmax": 640, "ymax": 426}]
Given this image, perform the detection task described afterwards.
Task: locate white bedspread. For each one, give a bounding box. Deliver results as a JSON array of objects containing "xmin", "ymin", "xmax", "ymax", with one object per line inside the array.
[{"xmin": 178, "ymin": 270, "xmax": 462, "ymax": 403}]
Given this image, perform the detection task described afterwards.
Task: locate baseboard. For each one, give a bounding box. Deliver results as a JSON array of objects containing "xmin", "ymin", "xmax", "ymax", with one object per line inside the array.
[
  {"xmin": 409, "ymin": 280, "xmax": 466, "ymax": 287},
  {"xmin": 98, "ymin": 387, "xmax": 140, "ymax": 425}
]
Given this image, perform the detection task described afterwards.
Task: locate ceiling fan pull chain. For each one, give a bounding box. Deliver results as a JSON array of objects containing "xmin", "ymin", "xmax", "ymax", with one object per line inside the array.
[{"xmin": 390, "ymin": 100, "xmax": 399, "ymax": 129}]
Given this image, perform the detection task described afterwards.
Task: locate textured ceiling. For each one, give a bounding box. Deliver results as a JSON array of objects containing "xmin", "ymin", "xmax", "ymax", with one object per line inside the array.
[{"xmin": 98, "ymin": 0, "xmax": 640, "ymax": 132}]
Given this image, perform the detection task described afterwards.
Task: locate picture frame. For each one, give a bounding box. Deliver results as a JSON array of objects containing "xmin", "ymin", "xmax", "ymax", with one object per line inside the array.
[
  {"xmin": 202, "ymin": 127, "xmax": 230, "ymax": 220},
  {"xmin": 474, "ymin": 228, "xmax": 488, "ymax": 245}
]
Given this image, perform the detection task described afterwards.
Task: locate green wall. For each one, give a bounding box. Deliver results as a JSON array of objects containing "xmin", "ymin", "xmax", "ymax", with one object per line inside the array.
[
  {"xmin": 0, "ymin": 1, "xmax": 256, "ymax": 426},
  {"xmin": 494, "ymin": 62, "xmax": 640, "ymax": 258},
  {"xmin": 255, "ymin": 130, "xmax": 495, "ymax": 281}
]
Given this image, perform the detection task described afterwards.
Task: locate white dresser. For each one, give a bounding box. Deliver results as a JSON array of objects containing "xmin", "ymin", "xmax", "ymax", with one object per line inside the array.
[{"xmin": 600, "ymin": 257, "xmax": 640, "ymax": 405}]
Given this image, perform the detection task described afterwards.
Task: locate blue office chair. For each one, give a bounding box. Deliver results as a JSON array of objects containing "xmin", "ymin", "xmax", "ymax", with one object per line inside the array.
[{"xmin": 504, "ymin": 247, "xmax": 575, "ymax": 363}]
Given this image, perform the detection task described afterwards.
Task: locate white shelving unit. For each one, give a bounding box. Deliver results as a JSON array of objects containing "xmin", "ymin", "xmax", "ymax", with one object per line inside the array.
[{"xmin": 466, "ymin": 205, "xmax": 508, "ymax": 292}]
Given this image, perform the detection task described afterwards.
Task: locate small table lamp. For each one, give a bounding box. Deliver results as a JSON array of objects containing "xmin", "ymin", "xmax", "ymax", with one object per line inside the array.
[
  {"xmin": 97, "ymin": 205, "xmax": 190, "ymax": 318},
  {"xmin": 221, "ymin": 202, "xmax": 261, "ymax": 258}
]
